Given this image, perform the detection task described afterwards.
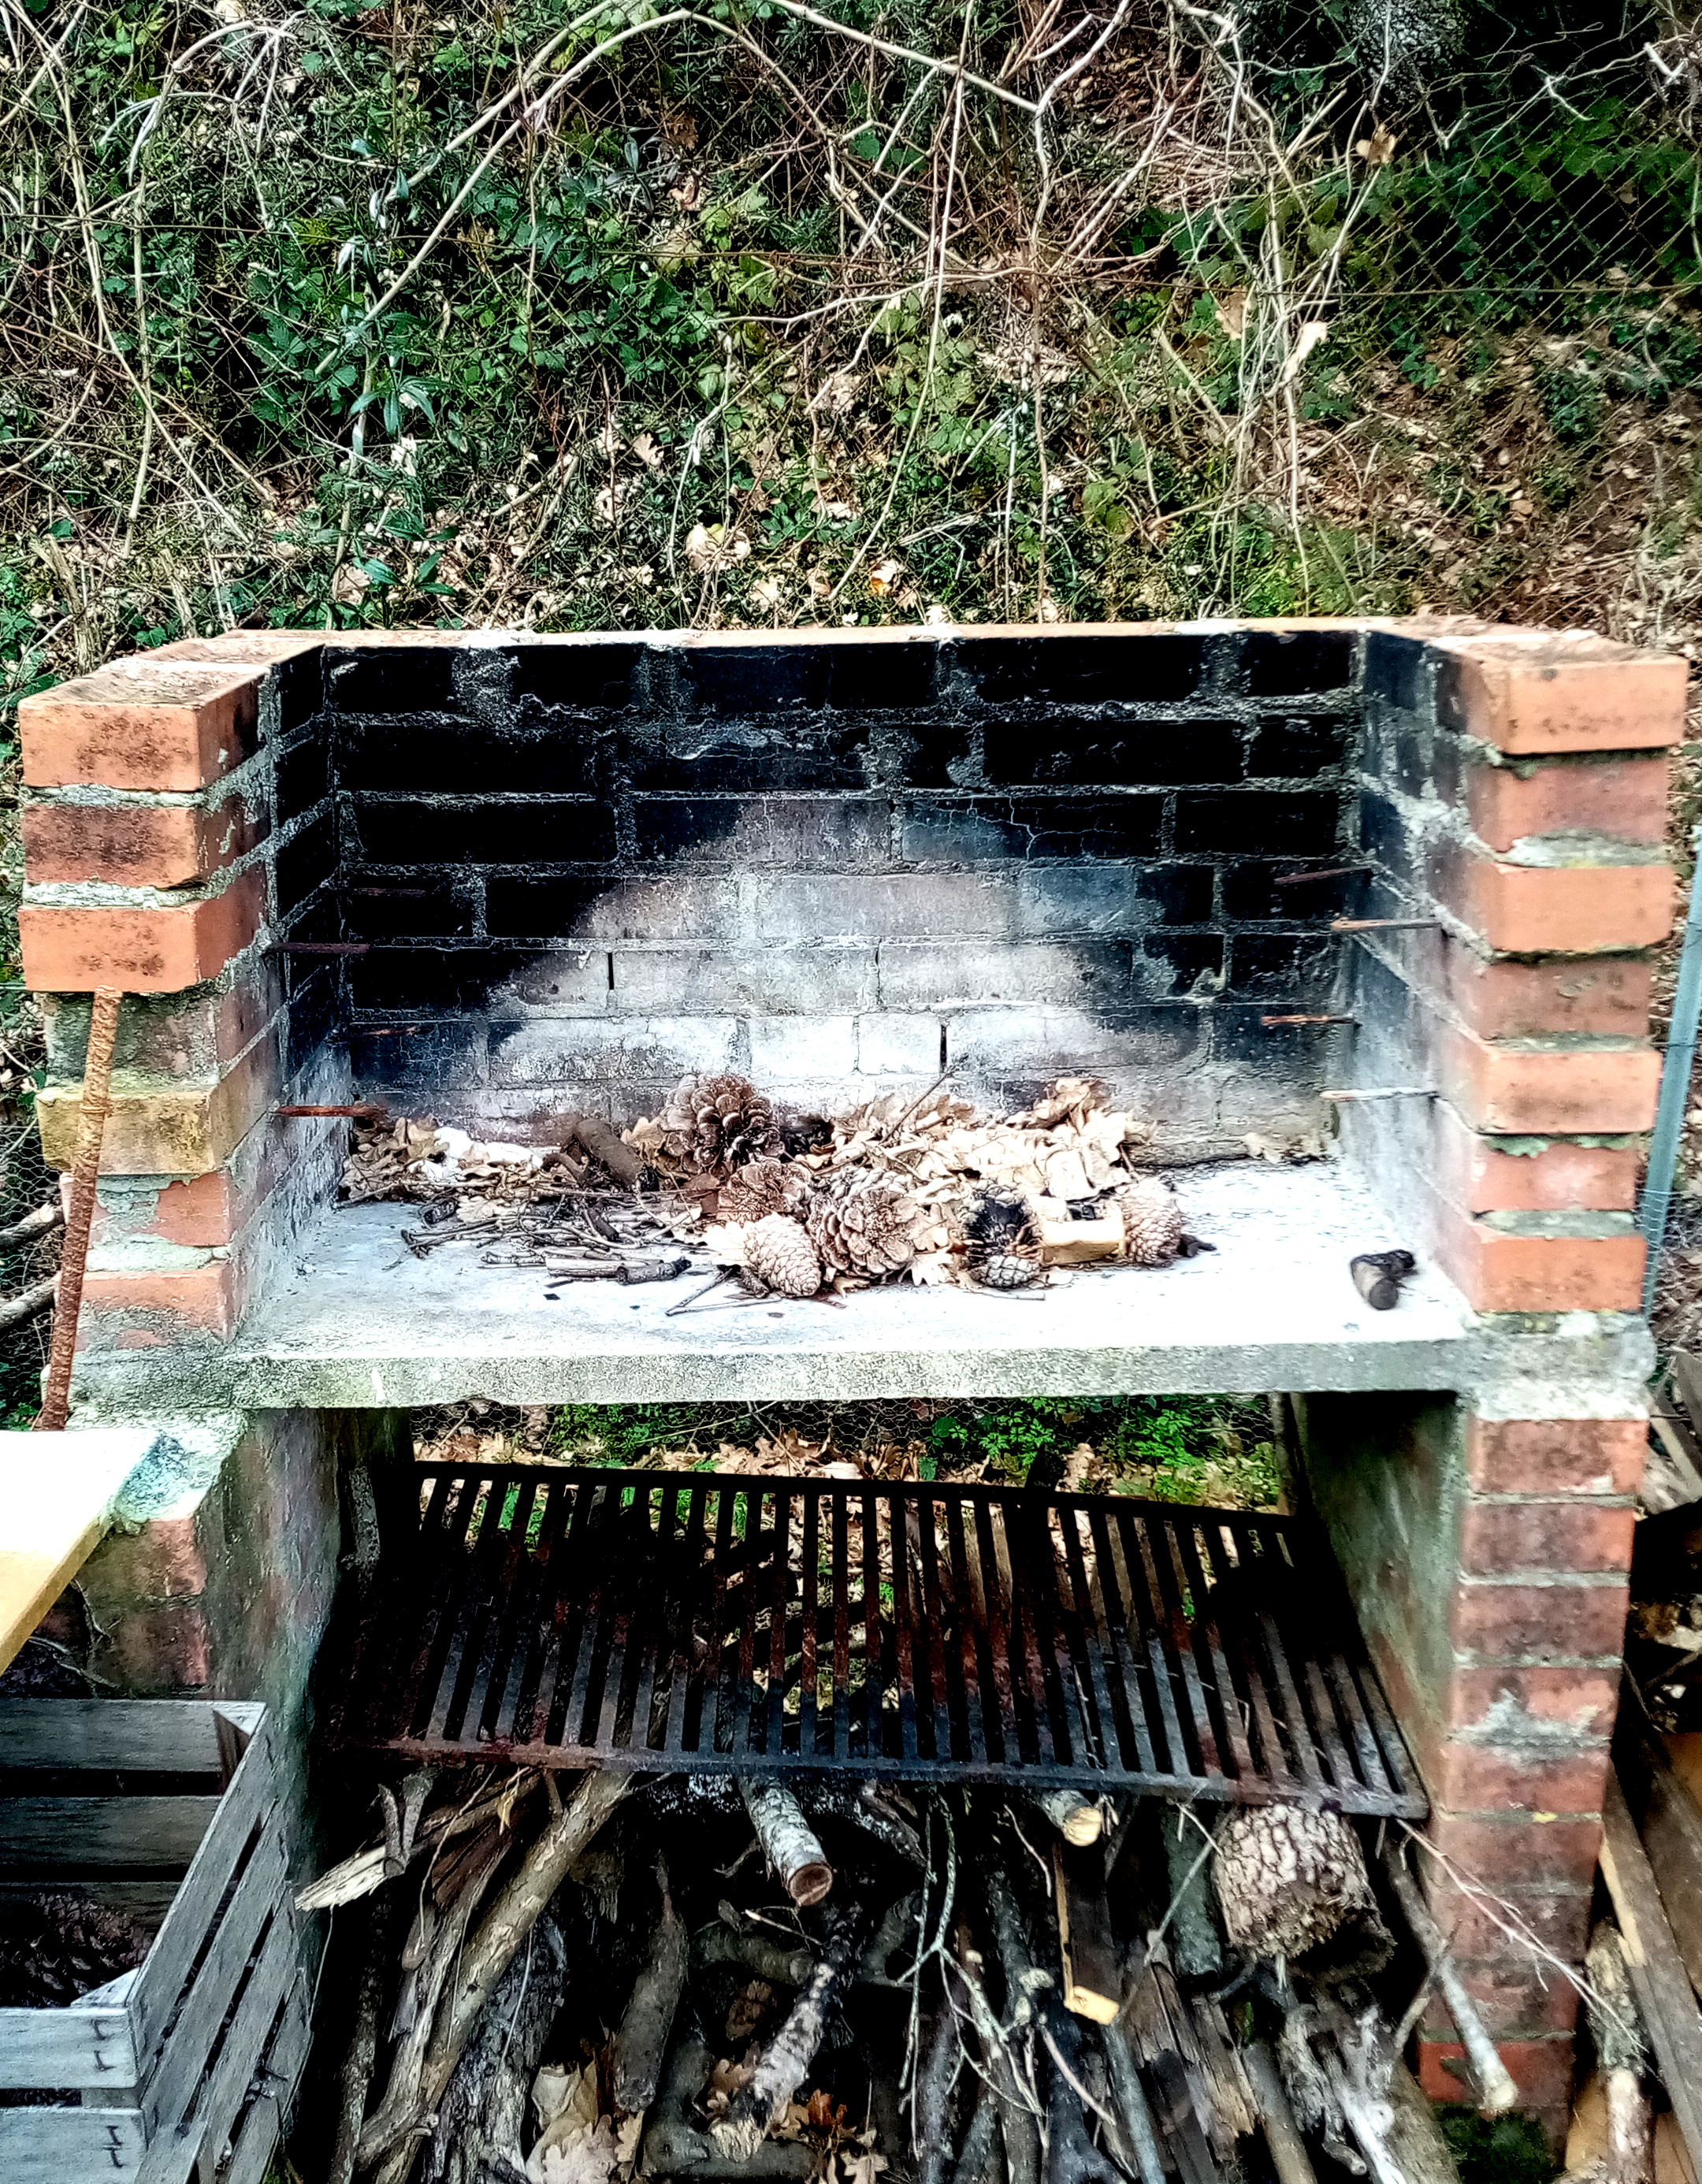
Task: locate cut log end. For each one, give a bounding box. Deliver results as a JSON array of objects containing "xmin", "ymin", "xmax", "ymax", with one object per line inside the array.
[{"xmin": 788, "ymin": 1859, "xmax": 834, "ymax": 1908}]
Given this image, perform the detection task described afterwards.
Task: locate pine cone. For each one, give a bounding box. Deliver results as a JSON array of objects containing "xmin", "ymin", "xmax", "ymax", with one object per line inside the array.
[
  {"xmin": 655, "ymin": 1073, "xmax": 782, "ymax": 1180},
  {"xmin": 805, "ymin": 1170, "xmax": 927, "ymax": 1278},
  {"xmin": 1117, "ymin": 1176, "xmax": 1184, "ymax": 1265},
  {"xmin": 744, "ymin": 1215, "xmax": 822, "ymax": 1298},
  {"xmin": 964, "ymin": 1188, "xmax": 1043, "ymax": 1290},
  {"xmin": 717, "ymin": 1158, "xmax": 808, "ymax": 1227}
]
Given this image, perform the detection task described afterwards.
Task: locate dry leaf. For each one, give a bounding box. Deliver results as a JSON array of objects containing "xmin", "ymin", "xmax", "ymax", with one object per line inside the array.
[
  {"xmin": 630, "ymin": 432, "xmax": 663, "ymax": 469},
  {"xmin": 868, "ymin": 558, "xmax": 903, "ymax": 596},
  {"xmin": 727, "ymin": 1980, "xmax": 775, "ymax": 2042},
  {"xmin": 1280, "ymin": 321, "xmax": 1330, "ymax": 382},
  {"xmin": 1355, "ymin": 122, "xmax": 1397, "ymax": 165},
  {"xmin": 1216, "ymin": 288, "xmax": 1247, "ymax": 340},
  {"xmin": 685, "ymin": 522, "xmax": 751, "ymax": 573}
]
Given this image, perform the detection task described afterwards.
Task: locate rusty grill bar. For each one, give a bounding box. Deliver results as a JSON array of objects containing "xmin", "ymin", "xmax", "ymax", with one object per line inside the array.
[{"xmin": 332, "ymin": 1465, "xmax": 1425, "ymax": 1816}]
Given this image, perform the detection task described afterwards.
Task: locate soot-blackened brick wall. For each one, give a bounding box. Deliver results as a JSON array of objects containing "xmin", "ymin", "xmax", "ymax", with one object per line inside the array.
[{"xmin": 279, "ymin": 628, "xmax": 1358, "ymax": 1153}]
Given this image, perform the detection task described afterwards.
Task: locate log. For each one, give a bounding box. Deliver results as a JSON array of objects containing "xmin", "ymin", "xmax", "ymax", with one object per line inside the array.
[
  {"xmin": 1051, "ymin": 1844, "xmax": 1118, "ymax": 2024},
  {"xmin": 1028, "ymin": 1792, "xmax": 1103, "ymax": 1848},
  {"xmin": 799, "ymin": 1783, "xmax": 927, "ymax": 1869},
  {"xmin": 741, "ymin": 1781, "xmax": 834, "ymax": 1907},
  {"xmin": 421, "ymin": 1909, "xmax": 568, "ymax": 2184},
  {"xmin": 708, "ymin": 1907, "xmax": 866, "ymax": 2161},
  {"xmin": 693, "ymin": 1921, "xmax": 814, "ymax": 1989},
  {"xmin": 641, "ymin": 2037, "xmax": 816, "ymax": 2179},
  {"xmin": 1239, "ymin": 2039, "xmax": 1317, "ymax": 2184},
  {"xmin": 1383, "ymin": 2060, "xmax": 1465, "ymax": 2184},
  {"xmin": 1163, "ymin": 1822, "xmax": 1223, "ymax": 1980},
  {"xmin": 1599, "ymin": 1776, "xmax": 1702, "ymax": 2174},
  {"xmin": 612, "ymin": 1859, "xmax": 689, "ymax": 2117},
  {"xmin": 1381, "ymin": 1845, "xmax": 1518, "ymax": 2115},
  {"xmin": 949, "ymin": 2088, "xmax": 1004, "ymax": 2184},
  {"xmin": 370, "ymin": 1772, "xmax": 633, "ymax": 2182},
  {"xmin": 1217, "ymin": 1804, "xmax": 1389, "ymax": 1977},
  {"xmin": 1039, "ymin": 2000, "xmax": 1119, "ymax": 2184},
  {"xmin": 329, "ymin": 1896, "xmax": 396, "ymax": 2184},
  {"xmin": 916, "ymin": 1999, "xmax": 960, "ymax": 2184},
  {"xmin": 857, "ymin": 1892, "xmax": 922, "ymax": 1985},
  {"xmin": 0, "ymin": 1201, "xmax": 61, "ymax": 1253},
  {"xmin": 297, "ymin": 1771, "xmax": 541, "ymax": 1911},
  {"xmin": 0, "ymin": 1274, "xmax": 56, "ymax": 1332},
  {"xmin": 979, "ymin": 1863, "xmax": 1042, "ymax": 2184},
  {"xmin": 1097, "ymin": 2020, "xmax": 1167, "ymax": 2184}
]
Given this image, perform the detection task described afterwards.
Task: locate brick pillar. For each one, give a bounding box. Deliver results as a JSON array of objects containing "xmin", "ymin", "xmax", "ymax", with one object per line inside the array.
[
  {"xmin": 18, "ymin": 637, "xmax": 345, "ymax": 1354},
  {"xmin": 1321, "ymin": 624, "xmax": 1687, "ymax": 2138}
]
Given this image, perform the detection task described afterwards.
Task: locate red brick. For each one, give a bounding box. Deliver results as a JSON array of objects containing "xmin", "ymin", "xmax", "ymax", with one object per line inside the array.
[
  {"xmin": 1437, "ymin": 1027, "xmax": 1663, "ymax": 1135},
  {"xmin": 1416, "ymin": 2036, "xmax": 1575, "ymax": 2127},
  {"xmin": 1450, "ymin": 1579, "xmax": 1629, "ymax": 1662},
  {"xmin": 1443, "ymin": 946, "xmax": 1654, "ymax": 1040},
  {"xmin": 77, "ymin": 1513, "xmax": 209, "ymax": 1608},
  {"xmin": 1466, "ymin": 1417, "xmax": 1646, "ymax": 1497},
  {"xmin": 1429, "ymin": 1738, "xmax": 1612, "ymax": 1814},
  {"xmin": 1433, "ymin": 1215, "xmax": 1646, "ymax": 1313},
  {"xmin": 20, "ymin": 867, "xmax": 265, "ymax": 994},
  {"xmin": 1464, "ymin": 752, "xmax": 1670, "ymax": 852},
  {"xmin": 90, "ymin": 1602, "xmax": 212, "ymax": 1692},
  {"xmin": 1459, "ymin": 1500, "xmax": 1635, "ymax": 1576},
  {"xmin": 80, "ymin": 1260, "xmax": 242, "ymax": 1338},
  {"xmin": 1426, "ymin": 1882, "xmax": 1592, "ymax": 1962},
  {"xmin": 147, "ymin": 631, "xmax": 328, "ymax": 663},
  {"xmin": 1433, "ymin": 1102, "xmax": 1638, "ymax": 1215},
  {"xmin": 20, "ymin": 664, "xmax": 262, "ymax": 789},
  {"xmin": 22, "ymin": 794, "xmax": 262, "ymax": 886},
  {"xmin": 1419, "ymin": 1960, "xmax": 1584, "ymax": 2041},
  {"xmin": 1436, "ymin": 850, "xmax": 1673, "ymax": 955},
  {"xmin": 1434, "ymin": 633, "xmax": 1688, "ymax": 754},
  {"xmin": 1447, "ymin": 1664, "xmax": 1622, "ymax": 1741},
  {"xmin": 1425, "ymin": 1812, "xmax": 1604, "ymax": 1892}
]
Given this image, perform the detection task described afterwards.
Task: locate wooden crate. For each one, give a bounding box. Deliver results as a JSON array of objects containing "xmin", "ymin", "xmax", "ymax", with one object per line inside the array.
[{"xmin": 0, "ymin": 1699, "xmax": 311, "ymax": 2184}]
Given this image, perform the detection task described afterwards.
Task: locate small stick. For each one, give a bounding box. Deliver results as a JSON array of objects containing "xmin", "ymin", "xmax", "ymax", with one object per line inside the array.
[
  {"xmin": 1262, "ymin": 1014, "xmax": 1355, "ymax": 1027},
  {"xmin": 1323, "ymin": 1087, "xmax": 1437, "ymax": 1102},
  {"xmin": 667, "ymin": 1269, "xmax": 737, "ymax": 1315},
  {"xmin": 1383, "ymin": 1845, "xmax": 1518, "ymax": 2115},
  {"xmin": 890, "ymin": 1066, "xmax": 957, "ymax": 1131},
  {"xmin": 277, "ymin": 1103, "xmax": 389, "ymax": 1118},
  {"xmin": 35, "ymin": 986, "xmax": 121, "ymax": 1433}
]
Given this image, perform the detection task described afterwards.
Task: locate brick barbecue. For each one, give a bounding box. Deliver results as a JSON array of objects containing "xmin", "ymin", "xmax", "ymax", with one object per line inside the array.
[{"xmin": 16, "ymin": 615, "xmax": 1689, "ymax": 2136}]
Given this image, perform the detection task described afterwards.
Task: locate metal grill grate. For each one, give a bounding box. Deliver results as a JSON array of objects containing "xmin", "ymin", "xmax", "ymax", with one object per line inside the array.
[{"xmin": 330, "ymin": 1465, "xmax": 1425, "ymax": 1816}]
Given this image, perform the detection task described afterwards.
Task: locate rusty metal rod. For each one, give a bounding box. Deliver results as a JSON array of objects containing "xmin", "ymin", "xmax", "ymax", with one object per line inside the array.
[
  {"xmin": 274, "ymin": 941, "xmax": 371, "ymax": 955},
  {"xmin": 35, "ymin": 987, "xmax": 121, "ymax": 1432},
  {"xmin": 1261, "ymin": 1014, "xmax": 1355, "ymax": 1027},
  {"xmin": 277, "ymin": 1104, "xmax": 389, "ymax": 1119},
  {"xmin": 1332, "ymin": 918, "xmax": 1440, "ymax": 933},
  {"xmin": 1322, "ymin": 1087, "xmax": 1437, "ymax": 1102},
  {"xmin": 1272, "ymin": 864, "xmax": 1373, "ymax": 887}
]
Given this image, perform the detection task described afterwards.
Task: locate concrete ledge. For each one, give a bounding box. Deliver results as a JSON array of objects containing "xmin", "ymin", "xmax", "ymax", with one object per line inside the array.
[{"xmin": 65, "ymin": 1161, "xmax": 1652, "ymax": 1410}]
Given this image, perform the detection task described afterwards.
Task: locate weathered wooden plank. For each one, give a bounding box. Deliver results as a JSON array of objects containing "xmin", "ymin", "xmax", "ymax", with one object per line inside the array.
[
  {"xmin": 173, "ymin": 1911, "xmax": 299, "ymax": 2184},
  {"xmin": 0, "ymin": 2103, "xmax": 148, "ymax": 2171},
  {"xmin": 1053, "ymin": 1842, "xmax": 1120, "ymax": 2024},
  {"xmin": 0, "ymin": 2004, "xmax": 139, "ymax": 2091},
  {"xmin": 222, "ymin": 1966, "xmax": 310, "ymax": 2184},
  {"xmin": 1670, "ymin": 1351, "xmax": 1702, "ymax": 1442},
  {"xmin": 0, "ymin": 1430, "xmax": 162, "ymax": 1678},
  {"xmin": 0, "ymin": 1797, "xmax": 217, "ymax": 1870},
  {"xmin": 1624, "ymin": 1729, "xmax": 1702, "ymax": 2001},
  {"xmin": 0, "ymin": 1699, "xmax": 224, "ymax": 1774},
  {"xmin": 129, "ymin": 1716, "xmax": 273, "ymax": 2064},
  {"xmin": 210, "ymin": 1704, "xmax": 257, "ymax": 1788},
  {"xmin": 1600, "ymin": 1773, "xmax": 1702, "ymax": 2171},
  {"xmin": 142, "ymin": 1813, "xmax": 288, "ymax": 2147}
]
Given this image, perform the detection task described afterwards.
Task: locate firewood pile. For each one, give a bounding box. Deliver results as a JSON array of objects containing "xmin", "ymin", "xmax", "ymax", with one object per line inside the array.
[
  {"xmin": 295, "ymin": 1765, "xmax": 1508, "ymax": 2184},
  {"xmin": 338, "ymin": 1074, "xmax": 1209, "ymax": 1299}
]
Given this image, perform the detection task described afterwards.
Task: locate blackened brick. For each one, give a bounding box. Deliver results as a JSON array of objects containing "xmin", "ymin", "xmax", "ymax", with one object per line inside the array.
[
  {"xmin": 1173, "ymin": 789, "xmax": 1341, "ymax": 856},
  {"xmin": 341, "ymin": 879, "xmax": 476, "ymax": 939},
  {"xmin": 1244, "ymin": 630, "xmax": 1355, "ymax": 696},
  {"xmin": 326, "ymin": 647, "xmax": 457, "ymax": 712},
  {"xmin": 627, "ymin": 717, "xmax": 876, "ymax": 791},
  {"xmin": 634, "ymin": 796, "xmax": 889, "ymax": 867},
  {"xmin": 826, "ymin": 644, "xmax": 938, "ymax": 710},
  {"xmin": 269, "ymin": 646, "xmax": 325, "ymax": 736},
  {"xmin": 1222, "ymin": 859, "xmax": 1364, "ymax": 920},
  {"xmin": 680, "ymin": 646, "xmax": 832, "ymax": 713},
  {"xmin": 957, "ymin": 633, "xmax": 1203, "ymax": 704},
  {"xmin": 486, "ymin": 873, "xmax": 738, "ymax": 941},
  {"xmin": 901, "ymin": 794, "xmax": 1163, "ymax": 861},
  {"xmin": 348, "ymin": 948, "xmax": 525, "ymax": 1012},
  {"xmin": 284, "ymin": 965, "xmax": 340, "ymax": 1078},
  {"xmin": 277, "ymin": 733, "xmax": 332, "ymax": 822},
  {"xmin": 338, "ymin": 715, "xmax": 604, "ymax": 794},
  {"xmin": 983, "ymin": 715, "xmax": 1241, "ymax": 787},
  {"xmin": 892, "ymin": 717, "xmax": 979, "ymax": 789},
  {"xmin": 1365, "ymin": 630, "xmax": 1428, "ymax": 711},
  {"xmin": 350, "ymin": 1021, "xmax": 485, "ymax": 1089},
  {"xmin": 1226, "ymin": 933, "xmax": 1338, "ymax": 998},
  {"xmin": 1138, "ymin": 864, "xmax": 1216, "ymax": 923},
  {"xmin": 1135, "ymin": 933, "xmax": 1224, "ymax": 996},
  {"xmin": 1247, "ymin": 716, "xmax": 1353, "ymax": 778},
  {"xmin": 345, "ymin": 797, "xmax": 616, "ymax": 865},
  {"xmin": 512, "ymin": 645, "xmax": 643, "ymax": 711},
  {"xmin": 1211, "ymin": 1006, "xmax": 1327, "ymax": 1065},
  {"xmin": 274, "ymin": 815, "xmax": 337, "ymax": 916}
]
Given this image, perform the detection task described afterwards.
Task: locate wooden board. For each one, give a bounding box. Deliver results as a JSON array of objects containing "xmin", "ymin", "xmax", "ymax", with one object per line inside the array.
[
  {"xmin": 0, "ymin": 2003, "xmax": 139, "ymax": 2093},
  {"xmin": 223, "ymin": 1964, "xmax": 311, "ymax": 2184},
  {"xmin": 0, "ymin": 1699, "xmax": 225, "ymax": 1774},
  {"xmin": 0, "ymin": 1432, "xmax": 160, "ymax": 1677},
  {"xmin": 1053, "ymin": 1843, "xmax": 1120, "ymax": 2022},
  {"xmin": 0, "ymin": 1796, "xmax": 219, "ymax": 1870},
  {"xmin": 153, "ymin": 1906, "xmax": 300, "ymax": 2184},
  {"xmin": 1626, "ymin": 1729, "xmax": 1702, "ymax": 2001},
  {"xmin": 1599, "ymin": 1773, "xmax": 1702, "ymax": 2171},
  {"xmin": 0, "ymin": 2104, "xmax": 148, "ymax": 2172}
]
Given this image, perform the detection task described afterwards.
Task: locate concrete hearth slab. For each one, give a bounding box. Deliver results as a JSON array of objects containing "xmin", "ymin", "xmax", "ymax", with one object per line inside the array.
[{"xmin": 69, "ymin": 1161, "xmax": 1652, "ymax": 1410}]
